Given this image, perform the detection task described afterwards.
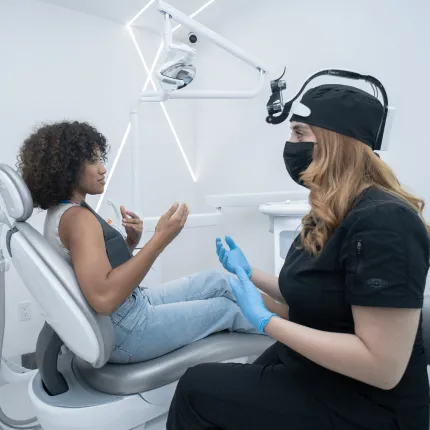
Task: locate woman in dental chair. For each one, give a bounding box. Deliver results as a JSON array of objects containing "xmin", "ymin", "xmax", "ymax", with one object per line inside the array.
[
  {"xmin": 167, "ymin": 85, "xmax": 430, "ymax": 429},
  {"xmin": 16, "ymin": 120, "xmax": 260, "ymax": 364}
]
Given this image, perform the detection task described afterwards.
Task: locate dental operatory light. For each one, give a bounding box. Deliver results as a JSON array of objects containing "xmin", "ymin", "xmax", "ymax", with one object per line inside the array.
[
  {"xmin": 144, "ymin": 0, "xmax": 217, "ymax": 93},
  {"xmin": 158, "ymin": 13, "xmax": 197, "ymax": 91},
  {"xmin": 158, "ymin": 53, "xmax": 196, "ymax": 90}
]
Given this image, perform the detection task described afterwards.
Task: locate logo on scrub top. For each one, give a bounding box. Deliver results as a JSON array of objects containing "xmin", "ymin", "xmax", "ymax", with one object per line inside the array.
[{"xmin": 367, "ymin": 278, "xmax": 388, "ymax": 288}]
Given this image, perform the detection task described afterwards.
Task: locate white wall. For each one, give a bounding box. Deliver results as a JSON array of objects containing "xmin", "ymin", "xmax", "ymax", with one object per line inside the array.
[{"xmin": 193, "ymin": 0, "xmax": 430, "ymax": 277}]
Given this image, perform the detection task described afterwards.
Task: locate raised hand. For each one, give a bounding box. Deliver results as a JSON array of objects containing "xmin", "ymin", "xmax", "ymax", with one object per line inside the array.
[
  {"xmin": 216, "ymin": 236, "xmax": 252, "ymax": 278},
  {"xmin": 121, "ymin": 206, "xmax": 143, "ymax": 247},
  {"xmin": 154, "ymin": 202, "xmax": 189, "ymax": 248}
]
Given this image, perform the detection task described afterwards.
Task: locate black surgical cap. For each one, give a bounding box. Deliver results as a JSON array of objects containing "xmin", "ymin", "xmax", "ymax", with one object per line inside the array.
[{"xmin": 290, "ymin": 84, "xmax": 384, "ymax": 149}]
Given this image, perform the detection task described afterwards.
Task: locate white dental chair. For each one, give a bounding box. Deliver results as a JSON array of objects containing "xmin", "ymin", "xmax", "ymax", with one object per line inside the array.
[{"xmin": 0, "ymin": 164, "xmax": 274, "ymax": 430}]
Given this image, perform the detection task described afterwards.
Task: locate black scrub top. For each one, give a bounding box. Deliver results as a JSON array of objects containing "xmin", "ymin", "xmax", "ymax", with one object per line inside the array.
[{"xmin": 277, "ymin": 187, "xmax": 430, "ymax": 429}]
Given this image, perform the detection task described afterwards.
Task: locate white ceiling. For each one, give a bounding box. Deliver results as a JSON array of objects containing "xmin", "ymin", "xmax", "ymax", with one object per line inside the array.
[{"xmin": 37, "ymin": 0, "xmax": 220, "ymax": 31}]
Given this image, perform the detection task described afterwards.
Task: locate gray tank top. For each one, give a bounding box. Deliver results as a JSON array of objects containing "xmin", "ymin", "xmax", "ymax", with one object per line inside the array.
[{"xmin": 44, "ymin": 201, "xmax": 137, "ymax": 271}]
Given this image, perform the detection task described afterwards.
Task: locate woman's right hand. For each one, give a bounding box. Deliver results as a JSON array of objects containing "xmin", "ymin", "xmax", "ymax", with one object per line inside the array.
[{"xmin": 154, "ymin": 202, "xmax": 189, "ymax": 248}]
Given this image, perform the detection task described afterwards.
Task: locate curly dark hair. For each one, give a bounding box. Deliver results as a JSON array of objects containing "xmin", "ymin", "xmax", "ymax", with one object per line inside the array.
[{"xmin": 17, "ymin": 121, "xmax": 110, "ymax": 210}]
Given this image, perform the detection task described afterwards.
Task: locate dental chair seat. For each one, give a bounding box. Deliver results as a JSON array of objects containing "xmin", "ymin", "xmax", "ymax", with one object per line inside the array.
[{"xmin": 75, "ymin": 332, "xmax": 274, "ymax": 395}]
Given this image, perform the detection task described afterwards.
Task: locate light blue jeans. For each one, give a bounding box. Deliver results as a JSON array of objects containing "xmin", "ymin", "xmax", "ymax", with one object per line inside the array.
[{"xmin": 108, "ymin": 269, "xmax": 260, "ymax": 364}]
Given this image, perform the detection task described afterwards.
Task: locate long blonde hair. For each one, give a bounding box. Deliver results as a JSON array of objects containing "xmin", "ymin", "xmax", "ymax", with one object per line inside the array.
[{"xmin": 299, "ymin": 126, "xmax": 430, "ymax": 256}]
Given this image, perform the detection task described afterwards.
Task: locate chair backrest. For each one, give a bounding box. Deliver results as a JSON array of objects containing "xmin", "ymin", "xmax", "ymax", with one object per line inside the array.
[{"xmin": 0, "ymin": 164, "xmax": 114, "ymax": 368}]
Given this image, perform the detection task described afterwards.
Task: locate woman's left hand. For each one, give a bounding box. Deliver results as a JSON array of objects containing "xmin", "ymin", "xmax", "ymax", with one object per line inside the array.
[
  {"xmin": 121, "ymin": 206, "xmax": 143, "ymax": 247},
  {"xmin": 229, "ymin": 267, "xmax": 277, "ymax": 334}
]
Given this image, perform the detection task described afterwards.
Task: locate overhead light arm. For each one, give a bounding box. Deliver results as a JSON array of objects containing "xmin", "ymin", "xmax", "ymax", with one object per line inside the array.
[
  {"xmin": 157, "ymin": 0, "xmax": 269, "ymax": 73},
  {"xmin": 142, "ymin": 69, "xmax": 265, "ymax": 100},
  {"xmin": 142, "ymin": 1, "xmax": 271, "ymax": 99}
]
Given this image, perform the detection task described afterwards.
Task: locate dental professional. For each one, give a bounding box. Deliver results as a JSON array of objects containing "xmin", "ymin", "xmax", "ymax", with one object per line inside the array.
[{"xmin": 167, "ymin": 84, "xmax": 430, "ymax": 429}]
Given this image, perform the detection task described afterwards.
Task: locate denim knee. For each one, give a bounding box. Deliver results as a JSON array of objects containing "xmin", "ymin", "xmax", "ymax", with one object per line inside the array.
[
  {"xmin": 189, "ymin": 269, "xmax": 232, "ymax": 300},
  {"xmin": 201, "ymin": 268, "xmax": 228, "ymax": 280},
  {"xmin": 205, "ymin": 269, "xmax": 230, "ymax": 286}
]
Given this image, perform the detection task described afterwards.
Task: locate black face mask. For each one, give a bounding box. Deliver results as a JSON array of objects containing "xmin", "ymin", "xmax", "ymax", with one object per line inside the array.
[{"xmin": 283, "ymin": 141, "xmax": 315, "ymax": 187}]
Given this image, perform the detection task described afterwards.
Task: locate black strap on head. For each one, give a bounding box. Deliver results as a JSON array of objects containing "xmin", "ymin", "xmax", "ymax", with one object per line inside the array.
[{"xmin": 266, "ymin": 69, "xmax": 389, "ymax": 151}]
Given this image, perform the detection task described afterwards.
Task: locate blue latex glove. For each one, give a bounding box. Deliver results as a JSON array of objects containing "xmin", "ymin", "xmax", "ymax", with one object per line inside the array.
[
  {"xmin": 229, "ymin": 267, "xmax": 277, "ymax": 334},
  {"xmin": 216, "ymin": 236, "xmax": 252, "ymax": 278}
]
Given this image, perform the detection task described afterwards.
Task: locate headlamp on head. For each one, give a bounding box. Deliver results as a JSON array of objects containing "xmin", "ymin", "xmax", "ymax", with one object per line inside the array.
[{"xmin": 265, "ymin": 69, "xmax": 395, "ymax": 152}]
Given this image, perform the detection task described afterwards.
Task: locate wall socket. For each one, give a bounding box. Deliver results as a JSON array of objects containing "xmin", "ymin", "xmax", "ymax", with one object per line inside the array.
[{"xmin": 19, "ymin": 301, "xmax": 32, "ymax": 321}]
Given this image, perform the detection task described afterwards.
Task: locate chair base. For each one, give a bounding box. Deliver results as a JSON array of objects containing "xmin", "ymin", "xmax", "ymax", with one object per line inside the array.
[
  {"xmin": 29, "ymin": 369, "xmax": 174, "ymax": 430},
  {"xmin": 28, "ymin": 352, "xmax": 250, "ymax": 430}
]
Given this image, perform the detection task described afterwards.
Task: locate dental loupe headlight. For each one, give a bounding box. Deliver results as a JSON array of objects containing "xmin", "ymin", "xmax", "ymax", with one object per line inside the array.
[
  {"xmin": 266, "ymin": 69, "xmax": 391, "ymax": 151},
  {"xmin": 267, "ymin": 67, "xmax": 287, "ymax": 116}
]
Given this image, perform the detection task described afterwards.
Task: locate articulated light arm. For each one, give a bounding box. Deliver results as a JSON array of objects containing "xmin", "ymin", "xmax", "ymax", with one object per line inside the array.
[
  {"xmin": 141, "ymin": 69, "xmax": 265, "ymax": 101},
  {"xmin": 163, "ymin": 13, "xmax": 195, "ymax": 56},
  {"xmin": 157, "ymin": 0, "xmax": 269, "ymax": 73},
  {"xmin": 163, "ymin": 12, "xmax": 173, "ymax": 49},
  {"xmin": 146, "ymin": 1, "xmax": 271, "ymax": 99}
]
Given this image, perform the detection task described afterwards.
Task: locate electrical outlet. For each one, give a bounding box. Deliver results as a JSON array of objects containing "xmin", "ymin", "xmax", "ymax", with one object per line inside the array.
[{"xmin": 19, "ymin": 301, "xmax": 32, "ymax": 321}]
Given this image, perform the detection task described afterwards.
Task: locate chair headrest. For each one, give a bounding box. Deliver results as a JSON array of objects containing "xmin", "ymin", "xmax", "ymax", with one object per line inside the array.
[{"xmin": 0, "ymin": 164, "xmax": 33, "ymax": 222}]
